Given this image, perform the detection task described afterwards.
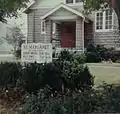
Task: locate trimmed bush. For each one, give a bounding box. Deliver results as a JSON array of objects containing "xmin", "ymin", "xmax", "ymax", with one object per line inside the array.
[
  {"xmin": 0, "ymin": 62, "xmax": 21, "ymax": 88},
  {"xmin": 21, "ymin": 63, "xmax": 43, "ymax": 93},
  {"xmin": 21, "ymin": 61, "xmax": 93, "ymax": 93},
  {"xmin": 86, "ymin": 52, "xmax": 101, "ymax": 63},
  {"xmin": 73, "ymin": 53, "xmax": 87, "ymax": 64},
  {"xmin": 86, "ymin": 44, "xmax": 120, "ymax": 63},
  {"xmin": 58, "ymin": 49, "xmax": 73, "ymax": 61},
  {"xmin": 21, "ymin": 84, "xmax": 120, "ymax": 114}
]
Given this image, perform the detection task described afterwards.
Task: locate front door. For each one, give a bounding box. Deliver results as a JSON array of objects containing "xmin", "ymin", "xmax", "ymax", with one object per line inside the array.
[{"xmin": 61, "ymin": 22, "xmax": 76, "ymax": 48}]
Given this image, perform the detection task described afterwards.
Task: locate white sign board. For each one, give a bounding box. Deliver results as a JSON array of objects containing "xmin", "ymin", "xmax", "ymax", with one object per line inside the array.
[{"xmin": 21, "ymin": 43, "xmax": 52, "ymax": 63}]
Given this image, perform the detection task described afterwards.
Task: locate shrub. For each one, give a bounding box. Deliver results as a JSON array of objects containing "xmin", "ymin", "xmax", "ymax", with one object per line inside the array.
[
  {"xmin": 58, "ymin": 49, "xmax": 73, "ymax": 61},
  {"xmin": 21, "ymin": 84, "xmax": 120, "ymax": 113},
  {"xmin": 73, "ymin": 53, "xmax": 87, "ymax": 64},
  {"xmin": 86, "ymin": 52, "xmax": 101, "ymax": 63},
  {"xmin": 21, "ymin": 63, "xmax": 43, "ymax": 94},
  {"xmin": 0, "ymin": 62, "xmax": 22, "ymax": 88},
  {"xmin": 86, "ymin": 44, "xmax": 120, "ymax": 63},
  {"xmin": 21, "ymin": 63, "xmax": 63, "ymax": 94},
  {"xmin": 21, "ymin": 61, "xmax": 93, "ymax": 93},
  {"xmin": 15, "ymin": 49, "xmax": 21, "ymax": 59},
  {"xmin": 61, "ymin": 60, "xmax": 94, "ymax": 91},
  {"xmin": 86, "ymin": 44, "xmax": 103, "ymax": 63}
]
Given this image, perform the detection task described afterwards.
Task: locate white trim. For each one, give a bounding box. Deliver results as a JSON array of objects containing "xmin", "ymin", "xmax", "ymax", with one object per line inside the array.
[
  {"xmin": 49, "ymin": 15, "xmax": 77, "ymax": 20},
  {"xmin": 95, "ymin": 10, "xmax": 114, "ymax": 32},
  {"xmin": 41, "ymin": 20, "xmax": 46, "ymax": 34},
  {"xmin": 52, "ymin": 23, "xmax": 56, "ymax": 34},
  {"xmin": 40, "ymin": 3, "xmax": 85, "ymax": 20},
  {"xmin": 23, "ymin": 1, "xmax": 35, "ymax": 13}
]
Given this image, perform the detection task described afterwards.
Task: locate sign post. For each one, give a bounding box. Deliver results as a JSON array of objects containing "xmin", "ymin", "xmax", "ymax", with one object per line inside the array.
[{"xmin": 21, "ymin": 43, "xmax": 52, "ymax": 63}]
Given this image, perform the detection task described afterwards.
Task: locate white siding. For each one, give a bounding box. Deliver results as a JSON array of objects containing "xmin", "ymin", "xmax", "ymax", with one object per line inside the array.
[{"xmin": 51, "ymin": 8, "xmax": 76, "ymax": 17}]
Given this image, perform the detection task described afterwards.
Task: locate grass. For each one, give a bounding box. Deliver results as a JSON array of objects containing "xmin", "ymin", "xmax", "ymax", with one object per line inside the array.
[{"xmin": 88, "ymin": 63, "xmax": 120, "ymax": 86}]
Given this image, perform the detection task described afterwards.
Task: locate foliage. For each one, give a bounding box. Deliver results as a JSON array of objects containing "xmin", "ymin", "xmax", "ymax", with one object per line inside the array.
[
  {"xmin": 54, "ymin": 50, "xmax": 93, "ymax": 91},
  {"xmin": 0, "ymin": 62, "xmax": 21, "ymax": 88},
  {"xmin": 86, "ymin": 44, "xmax": 105, "ymax": 63},
  {"xmin": 83, "ymin": 0, "xmax": 120, "ymax": 29},
  {"xmin": 85, "ymin": 44, "xmax": 120, "ymax": 63},
  {"xmin": 22, "ymin": 59, "xmax": 93, "ymax": 93},
  {"xmin": 60, "ymin": 61, "xmax": 94, "ymax": 91},
  {"xmin": 0, "ymin": 0, "xmax": 29, "ymax": 23},
  {"xmin": 15, "ymin": 49, "xmax": 21, "ymax": 59},
  {"xmin": 73, "ymin": 53, "xmax": 87, "ymax": 64},
  {"xmin": 58, "ymin": 50, "xmax": 73, "ymax": 61},
  {"xmin": 5, "ymin": 26, "xmax": 25, "ymax": 59},
  {"xmin": 0, "ymin": 86, "xmax": 26, "ymax": 109},
  {"xmin": 21, "ymin": 83, "xmax": 120, "ymax": 113},
  {"xmin": 21, "ymin": 63, "xmax": 63, "ymax": 94}
]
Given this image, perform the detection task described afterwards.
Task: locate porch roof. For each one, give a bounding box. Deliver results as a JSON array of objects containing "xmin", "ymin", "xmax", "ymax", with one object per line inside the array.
[{"xmin": 40, "ymin": 3, "xmax": 89, "ymax": 22}]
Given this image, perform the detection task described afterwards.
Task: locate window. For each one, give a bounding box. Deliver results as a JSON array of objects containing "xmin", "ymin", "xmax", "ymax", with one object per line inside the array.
[
  {"xmin": 52, "ymin": 23, "xmax": 56, "ymax": 34},
  {"xmin": 105, "ymin": 9, "xmax": 112, "ymax": 29},
  {"xmin": 75, "ymin": 0, "xmax": 82, "ymax": 3},
  {"xmin": 41, "ymin": 21, "xmax": 56, "ymax": 34},
  {"xmin": 95, "ymin": 9, "xmax": 113, "ymax": 31},
  {"xmin": 66, "ymin": 0, "xmax": 73, "ymax": 4},
  {"xmin": 96, "ymin": 12, "xmax": 103, "ymax": 30},
  {"xmin": 66, "ymin": 0, "xmax": 81, "ymax": 4},
  {"xmin": 41, "ymin": 20, "xmax": 46, "ymax": 34}
]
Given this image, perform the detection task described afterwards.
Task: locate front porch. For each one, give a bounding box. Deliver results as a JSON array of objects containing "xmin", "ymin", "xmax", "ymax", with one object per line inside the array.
[{"xmin": 41, "ymin": 3, "xmax": 93, "ymax": 53}]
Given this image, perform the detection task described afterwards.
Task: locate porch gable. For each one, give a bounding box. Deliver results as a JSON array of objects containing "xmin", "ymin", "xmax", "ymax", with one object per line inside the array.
[{"xmin": 40, "ymin": 3, "xmax": 85, "ymax": 20}]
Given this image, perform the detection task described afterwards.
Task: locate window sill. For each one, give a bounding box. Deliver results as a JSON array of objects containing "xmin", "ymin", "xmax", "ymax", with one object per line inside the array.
[
  {"xmin": 41, "ymin": 32, "xmax": 56, "ymax": 35},
  {"xmin": 95, "ymin": 29, "xmax": 114, "ymax": 32}
]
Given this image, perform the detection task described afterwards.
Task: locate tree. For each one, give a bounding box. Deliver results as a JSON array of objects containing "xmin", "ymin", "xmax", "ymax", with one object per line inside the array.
[
  {"xmin": 83, "ymin": 0, "xmax": 120, "ymax": 29},
  {"xmin": 5, "ymin": 25, "xmax": 25, "ymax": 58},
  {"xmin": 0, "ymin": 0, "xmax": 29, "ymax": 23}
]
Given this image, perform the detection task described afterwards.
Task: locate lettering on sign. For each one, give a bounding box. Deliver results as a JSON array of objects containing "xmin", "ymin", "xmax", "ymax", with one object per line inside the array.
[{"xmin": 21, "ymin": 43, "xmax": 52, "ymax": 63}]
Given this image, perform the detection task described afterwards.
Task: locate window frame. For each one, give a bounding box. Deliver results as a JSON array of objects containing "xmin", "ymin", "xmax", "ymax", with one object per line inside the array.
[
  {"xmin": 65, "ymin": 0, "xmax": 82, "ymax": 4},
  {"xmin": 41, "ymin": 21, "xmax": 56, "ymax": 35},
  {"xmin": 52, "ymin": 23, "xmax": 56, "ymax": 34},
  {"xmin": 95, "ymin": 10, "xmax": 114, "ymax": 32},
  {"xmin": 41, "ymin": 20, "xmax": 46, "ymax": 34}
]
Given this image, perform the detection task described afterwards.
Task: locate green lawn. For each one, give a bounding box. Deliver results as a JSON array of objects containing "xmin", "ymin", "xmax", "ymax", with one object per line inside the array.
[{"xmin": 87, "ymin": 63, "xmax": 120, "ymax": 86}]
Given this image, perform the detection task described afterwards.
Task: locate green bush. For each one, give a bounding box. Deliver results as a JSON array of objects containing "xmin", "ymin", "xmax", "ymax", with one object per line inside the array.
[
  {"xmin": 60, "ymin": 61, "xmax": 94, "ymax": 91},
  {"xmin": 86, "ymin": 44, "xmax": 120, "ymax": 63},
  {"xmin": 0, "ymin": 50, "xmax": 93, "ymax": 94},
  {"xmin": 21, "ymin": 62, "xmax": 63, "ymax": 93},
  {"xmin": 73, "ymin": 53, "xmax": 87, "ymax": 64},
  {"xmin": 0, "ymin": 62, "xmax": 21, "ymax": 88},
  {"xmin": 21, "ymin": 63, "xmax": 43, "ymax": 93},
  {"xmin": 21, "ymin": 84, "xmax": 120, "ymax": 113},
  {"xmin": 15, "ymin": 49, "xmax": 21, "ymax": 59},
  {"xmin": 21, "ymin": 60, "xmax": 93, "ymax": 93},
  {"xmin": 86, "ymin": 52, "xmax": 101, "ymax": 63},
  {"xmin": 58, "ymin": 49, "xmax": 73, "ymax": 61}
]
